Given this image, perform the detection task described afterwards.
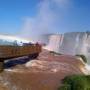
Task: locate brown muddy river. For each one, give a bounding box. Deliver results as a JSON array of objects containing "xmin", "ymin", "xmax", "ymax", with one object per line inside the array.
[{"xmin": 0, "ymin": 50, "xmax": 86, "ymax": 90}]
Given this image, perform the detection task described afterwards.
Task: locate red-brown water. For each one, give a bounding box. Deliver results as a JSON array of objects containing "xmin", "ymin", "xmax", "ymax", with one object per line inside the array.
[{"xmin": 0, "ymin": 50, "xmax": 86, "ymax": 90}]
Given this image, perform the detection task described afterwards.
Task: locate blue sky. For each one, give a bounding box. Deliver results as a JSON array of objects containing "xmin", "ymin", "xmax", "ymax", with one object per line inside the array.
[
  {"xmin": 0, "ymin": 0, "xmax": 90, "ymax": 35},
  {"xmin": 0, "ymin": 0, "xmax": 39, "ymax": 34}
]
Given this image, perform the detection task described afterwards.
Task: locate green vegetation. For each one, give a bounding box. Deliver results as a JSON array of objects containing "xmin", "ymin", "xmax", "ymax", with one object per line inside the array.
[
  {"xmin": 58, "ymin": 84, "xmax": 71, "ymax": 90},
  {"xmin": 75, "ymin": 54, "xmax": 87, "ymax": 63},
  {"xmin": 58, "ymin": 75, "xmax": 90, "ymax": 90}
]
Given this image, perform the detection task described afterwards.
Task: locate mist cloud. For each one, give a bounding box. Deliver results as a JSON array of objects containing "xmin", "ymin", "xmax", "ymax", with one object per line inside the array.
[{"xmin": 20, "ymin": 0, "xmax": 70, "ymax": 42}]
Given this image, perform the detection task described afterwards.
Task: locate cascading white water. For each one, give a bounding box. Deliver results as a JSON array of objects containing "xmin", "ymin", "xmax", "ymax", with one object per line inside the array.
[
  {"xmin": 45, "ymin": 32, "xmax": 90, "ymax": 65},
  {"xmin": 74, "ymin": 33, "xmax": 80, "ymax": 54},
  {"xmin": 45, "ymin": 34, "xmax": 63, "ymax": 52}
]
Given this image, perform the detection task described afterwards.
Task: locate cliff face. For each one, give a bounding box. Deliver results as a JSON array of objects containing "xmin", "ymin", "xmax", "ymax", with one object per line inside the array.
[{"xmin": 45, "ymin": 32, "xmax": 90, "ymax": 64}]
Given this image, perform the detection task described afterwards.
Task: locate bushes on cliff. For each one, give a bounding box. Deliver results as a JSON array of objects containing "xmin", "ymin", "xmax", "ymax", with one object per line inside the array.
[
  {"xmin": 58, "ymin": 75, "xmax": 90, "ymax": 90},
  {"xmin": 75, "ymin": 54, "xmax": 87, "ymax": 63}
]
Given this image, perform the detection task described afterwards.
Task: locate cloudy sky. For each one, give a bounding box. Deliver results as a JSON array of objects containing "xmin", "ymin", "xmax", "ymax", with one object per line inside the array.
[{"xmin": 0, "ymin": 0, "xmax": 90, "ymax": 40}]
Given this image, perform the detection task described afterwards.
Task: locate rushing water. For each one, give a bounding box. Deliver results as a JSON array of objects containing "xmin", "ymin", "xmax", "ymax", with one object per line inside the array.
[{"xmin": 45, "ymin": 32, "xmax": 90, "ymax": 64}]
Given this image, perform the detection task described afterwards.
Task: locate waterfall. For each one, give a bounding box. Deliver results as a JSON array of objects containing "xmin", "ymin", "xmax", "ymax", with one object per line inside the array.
[
  {"xmin": 45, "ymin": 34, "xmax": 63, "ymax": 52},
  {"xmin": 44, "ymin": 32, "xmax": 90, "ymax": 65},
  {"xmin": 75, "ymin": 33, "xmax": 80, "ymax": 54}
]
